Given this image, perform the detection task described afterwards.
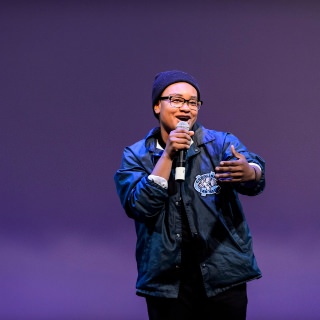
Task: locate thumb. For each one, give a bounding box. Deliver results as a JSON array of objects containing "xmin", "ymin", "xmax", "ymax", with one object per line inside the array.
[{"xmin": 231, "ymin": 145, "xmax": 244, "ymax": 160}]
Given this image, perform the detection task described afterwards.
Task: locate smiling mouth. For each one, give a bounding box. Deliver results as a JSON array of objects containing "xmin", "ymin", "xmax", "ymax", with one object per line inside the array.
[{"xmin": 176, "ymin": 116, "xmax": 190, "ymax": 122}]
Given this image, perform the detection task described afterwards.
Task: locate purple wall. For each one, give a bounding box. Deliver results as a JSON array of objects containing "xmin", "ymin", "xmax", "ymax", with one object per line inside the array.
[{"xmin": 1, "ymin": 1, "xmax": 319, "ymax": 319}]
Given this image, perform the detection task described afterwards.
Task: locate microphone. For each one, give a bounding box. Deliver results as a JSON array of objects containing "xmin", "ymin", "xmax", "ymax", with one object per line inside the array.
[{"xmin": 175, "ymin": 121, "xmax": 190, "ymax": 181}]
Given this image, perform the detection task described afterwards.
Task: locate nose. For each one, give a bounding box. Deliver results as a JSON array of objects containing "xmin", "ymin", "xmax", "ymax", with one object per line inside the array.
[{"xmin": 180, "ymin": 101, "xmax": 191, "ymax": 110}]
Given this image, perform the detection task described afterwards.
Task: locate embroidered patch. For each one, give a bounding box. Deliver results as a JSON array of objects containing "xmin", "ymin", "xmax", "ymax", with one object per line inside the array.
[{"xmin": 194, "ymin": 171, "xmax": 221, "ymax": 196}]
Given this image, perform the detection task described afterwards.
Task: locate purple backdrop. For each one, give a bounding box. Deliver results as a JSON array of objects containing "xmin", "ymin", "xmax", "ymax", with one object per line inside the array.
[{"xmin": 1, "ymin": 1, "xmax": 319, "ymax": 319}]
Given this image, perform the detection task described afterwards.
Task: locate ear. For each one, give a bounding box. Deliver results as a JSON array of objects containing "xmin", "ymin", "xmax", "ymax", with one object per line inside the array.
[{"xmin": 154, "ymin": 103, "xmax": 161, "ymax": 115}]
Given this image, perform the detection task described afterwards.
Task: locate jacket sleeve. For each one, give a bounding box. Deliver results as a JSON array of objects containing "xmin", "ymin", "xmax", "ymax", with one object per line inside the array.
[
  {"xmin": 114, "ymin": 146, "xmax": 168, "ymax": 222},
  {"xmin": 222, "ymin": 133, "xmax": 266, "ymax": 196}
]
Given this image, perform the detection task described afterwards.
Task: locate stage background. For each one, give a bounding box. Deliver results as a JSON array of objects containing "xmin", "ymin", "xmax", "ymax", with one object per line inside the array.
[{"xmin": 1, "ymin": 1, "xmax": 319, "ymax": 319}]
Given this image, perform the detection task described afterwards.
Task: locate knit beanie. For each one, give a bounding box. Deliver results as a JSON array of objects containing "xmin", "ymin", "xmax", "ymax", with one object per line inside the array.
[{"xmin": 152, "ymin": 70, "xmax": 201, "ymax": 118}]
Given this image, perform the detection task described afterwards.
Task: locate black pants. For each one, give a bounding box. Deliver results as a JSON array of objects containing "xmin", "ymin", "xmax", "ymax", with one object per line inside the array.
[{"xmin": 146, "ymin": 283, "xmax": 248, "ymax": 320}]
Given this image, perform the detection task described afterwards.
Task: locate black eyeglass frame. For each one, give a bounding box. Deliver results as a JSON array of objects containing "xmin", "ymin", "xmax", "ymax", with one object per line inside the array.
[{"xmin": 159, "ymin": 95, "xmax": 203, "ymax": 111}]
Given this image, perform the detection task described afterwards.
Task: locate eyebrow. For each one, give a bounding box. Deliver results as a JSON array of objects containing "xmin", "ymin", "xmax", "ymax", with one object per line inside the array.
[{"xmin": 167, "ymin": 93, "xmax": 198, "ymax": 99}]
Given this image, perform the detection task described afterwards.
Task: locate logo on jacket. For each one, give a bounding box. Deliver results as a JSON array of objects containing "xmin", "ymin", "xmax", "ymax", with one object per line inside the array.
[{"xmin": 194, "ymin": 171, "xmax": 221, "ymax": 196}]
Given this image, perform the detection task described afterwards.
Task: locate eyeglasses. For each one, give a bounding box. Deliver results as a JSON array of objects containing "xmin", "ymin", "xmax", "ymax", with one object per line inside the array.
[{"xmin": 159, "ymin": 95, "xmax": 202, "ymax": 111}]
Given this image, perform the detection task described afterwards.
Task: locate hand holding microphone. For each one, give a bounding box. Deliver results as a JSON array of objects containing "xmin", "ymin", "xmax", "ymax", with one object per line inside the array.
[
  {"xmin": 150, "ymin": 121, "xmax": 193, "ymax": 183},
  {"xmin": 174, "ymin": 121, "xmax": 191, "ymax": 181}
]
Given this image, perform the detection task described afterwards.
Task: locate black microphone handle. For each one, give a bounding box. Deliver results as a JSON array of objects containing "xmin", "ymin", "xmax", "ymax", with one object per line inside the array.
[
  {"xmin": 175, "ymin": 121, "xmax": 189, "ymax": 181},
  {"xmin": 176, "ymin": 149, "xmax": 187, "ymax": 168}
]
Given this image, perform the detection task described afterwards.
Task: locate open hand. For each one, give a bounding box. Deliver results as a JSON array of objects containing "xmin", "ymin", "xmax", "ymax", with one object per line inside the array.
[{"xmin": 215, "ymin": 145, "xmax": 256, "ymax": 183}]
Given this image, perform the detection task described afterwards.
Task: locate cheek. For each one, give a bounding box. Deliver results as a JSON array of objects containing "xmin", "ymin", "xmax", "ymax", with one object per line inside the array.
[{"xmin": 191, "ymin": 114, "xmax": 198, "ymax": 124}]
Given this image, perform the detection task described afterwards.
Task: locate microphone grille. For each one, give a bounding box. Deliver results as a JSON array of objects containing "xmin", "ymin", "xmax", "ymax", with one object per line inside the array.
[{"xmin": 176, "ymin": 121, "xmax": 190, "ymax": 131}]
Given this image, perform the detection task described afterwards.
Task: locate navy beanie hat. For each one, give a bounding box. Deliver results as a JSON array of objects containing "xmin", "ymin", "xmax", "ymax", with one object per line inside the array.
[{"xmin": 152, "ymin": 70, "xmax": 201, "ymax": 117}]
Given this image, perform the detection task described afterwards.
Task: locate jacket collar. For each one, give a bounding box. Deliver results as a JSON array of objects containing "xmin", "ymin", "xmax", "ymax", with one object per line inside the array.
[
  {"xmin": 192, "ymin": 122, "xmax": 216, "ymax": 146},
  {"xmin": 145, "ymin": 127, "xmax": 161, "ymax": 153}
]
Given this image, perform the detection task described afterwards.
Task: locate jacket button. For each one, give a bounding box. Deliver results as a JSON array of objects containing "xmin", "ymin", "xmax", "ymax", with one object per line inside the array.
[
  {"xmin": 175, "ymin": 265, "xmax": 180, "ymax": 269},
  {"xmin": 176, "ymin": 233, "xmax": 180, "ymax": 238},
  {"xmin": 202, "ymin": 264, "xmax": 206, "ymax": 268}
]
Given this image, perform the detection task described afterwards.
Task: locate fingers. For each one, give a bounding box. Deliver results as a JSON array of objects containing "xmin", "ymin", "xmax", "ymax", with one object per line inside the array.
[
  {"xmin": 171, "ymin": 136, "xmax": 192, "ymax": 150},
  {"xmin": 215, "ymin": 146, "xmax": 252, "ymax": 182},
  {"xmin": 165, "ymin": 130, "xmax": 193, "ymax": 158},
  {"xmin": 215, "ymin": 169, "xmax": 243, "ymax": 181},
  {"xmin": 217, "ymin": 145, "xmax": 246, "ymax": 169},
  {"xmin": 216, "ymin": 176, "xmax": 242, "ymax": 183},
  {"xmin": 216, "ymin": 145, "xmax": 243, "ymax": 181},
  {"xmin": 169, "ymin": 129, "xmax": 193, "ymax": 149},
  {"xmin": 215, "ymin": 161, "xmax": 241, "ymax": 176}
]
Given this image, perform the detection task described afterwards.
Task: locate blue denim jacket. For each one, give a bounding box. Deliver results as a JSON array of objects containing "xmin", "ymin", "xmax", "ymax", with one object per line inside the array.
[{"xmin": 114, "ymin": 122, "xmax": 265, "ymax": 298}]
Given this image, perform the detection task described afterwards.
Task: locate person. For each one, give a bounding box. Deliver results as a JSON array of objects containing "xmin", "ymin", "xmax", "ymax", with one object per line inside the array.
[{"xmin": 114, "ymin": 70, "xmax": 266, "ymax": 320}]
